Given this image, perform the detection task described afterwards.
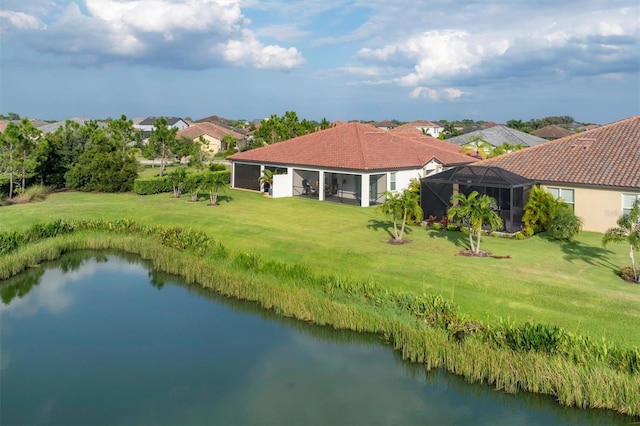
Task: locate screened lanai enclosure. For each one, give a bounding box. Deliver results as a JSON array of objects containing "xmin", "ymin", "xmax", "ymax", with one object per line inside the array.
[{"xmin": 421, "ymin": 165, "xmax": 535, "ymax": 233}]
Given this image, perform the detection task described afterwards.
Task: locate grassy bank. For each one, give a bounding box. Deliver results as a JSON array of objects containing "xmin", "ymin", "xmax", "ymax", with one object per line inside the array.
[
  {"xmin": 1, "ymin": 227, "xmax": 638, "ymax": 417},
  {"xmin": 1, "ymin": 190, "xmax": 638, "ymax": 348}
]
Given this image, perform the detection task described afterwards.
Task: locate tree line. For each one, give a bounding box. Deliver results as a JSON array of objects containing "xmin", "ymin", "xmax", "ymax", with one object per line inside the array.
[{"xmin": 0, "ymin": 116, "xmax": 216, "ymax": 199}]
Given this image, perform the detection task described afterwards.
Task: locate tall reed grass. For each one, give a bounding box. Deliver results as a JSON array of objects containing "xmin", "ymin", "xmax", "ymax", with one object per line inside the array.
[{"xmin": 1, "ymin": 219, "xmax": 639, "ymax": 417}]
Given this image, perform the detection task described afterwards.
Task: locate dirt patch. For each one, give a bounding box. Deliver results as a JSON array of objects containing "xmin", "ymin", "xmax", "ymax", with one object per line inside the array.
[
  {"xmin": 458, "ymin": 249, "xmax": 511, "ymax": 259},
  {"xmin": 386, "ymin": 238, "xmax": 411, "ymax": 245}
]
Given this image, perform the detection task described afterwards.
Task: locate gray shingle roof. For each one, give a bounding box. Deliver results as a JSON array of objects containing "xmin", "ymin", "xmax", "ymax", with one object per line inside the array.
[{"xmin": 446, "ymin": 126, "xmax": 547, "ymax": 147}]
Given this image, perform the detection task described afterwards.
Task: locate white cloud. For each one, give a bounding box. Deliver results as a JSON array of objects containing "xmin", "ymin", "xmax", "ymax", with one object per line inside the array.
[
  {"xmin": 409, "ymin": 87, "xmax": 466, "ymax": 102},
  {"xmin": 0, "ymin": 10, "xmax": 46, "ymax": 30},
  {"xmin": 345, "ymin": 2, "xmax": 638, "ymax": 102},
  {"xmin": 0, "ymin": 0, "xmax": 304, "ymax": 70}
]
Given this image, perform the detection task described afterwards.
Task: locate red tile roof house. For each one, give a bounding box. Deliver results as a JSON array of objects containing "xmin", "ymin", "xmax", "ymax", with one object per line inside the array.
[
  {"xmin": 422, "ymin": 116, "xmax": 640, "ymax": 233},
  {"xmin": 176, "ymin": 122, "xmax": 244, "ymax": 155},
  {"xmin": 389, "ymin": 120, "xmax": 445, "ymax": 138},
  {"xmin": 228, "ymin": 122, "xmax": 474, "ymax": 207}
]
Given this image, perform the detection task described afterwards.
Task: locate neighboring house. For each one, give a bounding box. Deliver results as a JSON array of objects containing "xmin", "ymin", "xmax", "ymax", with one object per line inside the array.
[
  {"xmin": 37, "ymin": 117, "xmax": 106, "ymax": 134},
  {"xmin": 373, "ymin": 120, "xmax": 399, "ymax": 131},
  {"xmin": 195, "ymin": 115, "xmax": 248, "ymax": 137},
  {"xmin": 133, "ymin": 116, "xmax": 189, "ymax": 139},
  {"xmin": 446, "ymin": 125, "xmax": 547, "ymax": 149},
  {"xmin": 228, "ymin": 122, "xmax": 474, "ymax": 206},
  {"xmin": 422, "ymin": 116, "xmax": 640, "ymax": 233},
  {"xmin": 531, "ymin": 124, "xmax": 575, "ymax": 140},
  {"xmin": 390, "ymin": 120, "xmax": 444, "ymax": 138},
  {"xmin": 176, "ymin": 122, "xmax": 245, "ymax": 155}
]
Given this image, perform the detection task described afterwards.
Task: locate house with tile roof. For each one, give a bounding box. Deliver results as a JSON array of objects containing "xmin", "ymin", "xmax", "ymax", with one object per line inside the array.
[
  {"xmin": 176, "ymin": 122, "xmax": 244, "ymax": 155},
  {"xmin": 373, "ymin": 120, "xmax": 399, "ymax": 131},
  {"xmin": 389, "ymin": 120, "xmax": 444, "ymax": 138},
  {"xmin": 228, "ymin": 122, "xmax": 474, "ymax": 206},
  {"xmin": 422, "ymin": 116, "xmax": 640, "ymax": 233},
  {"xmin": 531, "ymin": 124, "xmax": 575, "ymax": 140},
  {"xmin": 446, "ymin": 125, "xmax": 547, "ymax": 148},
  {"xmin": 134, "ymin": 116, "xmax": 189, "ymax": 139}
]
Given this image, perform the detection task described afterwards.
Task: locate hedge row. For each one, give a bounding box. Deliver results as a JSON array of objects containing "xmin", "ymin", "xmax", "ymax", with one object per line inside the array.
[{"xmin": 133, "ymin": 176, "xmax": 172, "ymax": 195}]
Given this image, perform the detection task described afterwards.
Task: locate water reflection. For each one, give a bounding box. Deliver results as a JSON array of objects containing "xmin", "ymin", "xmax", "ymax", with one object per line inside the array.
[{"xmin": 1, "ymin": 251, "xmax": 637, "ymax": 425}]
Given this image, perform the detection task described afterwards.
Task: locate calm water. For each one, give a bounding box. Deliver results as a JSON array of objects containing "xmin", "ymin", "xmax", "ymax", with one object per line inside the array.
[{"xmin": 0, "ymin": 251, "xmax": 636, "ymax": 425}]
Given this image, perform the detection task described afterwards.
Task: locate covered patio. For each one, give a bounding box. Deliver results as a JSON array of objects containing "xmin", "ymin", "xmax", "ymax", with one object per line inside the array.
[{"xmin": 421, "ymin": 165, "xmax": 535, "ymax": 233}]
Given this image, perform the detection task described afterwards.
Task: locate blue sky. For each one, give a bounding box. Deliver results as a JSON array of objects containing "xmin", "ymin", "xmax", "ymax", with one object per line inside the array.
[{"xmin": 1, "ymin": 0, "xmax": 638, "ymax": 124}]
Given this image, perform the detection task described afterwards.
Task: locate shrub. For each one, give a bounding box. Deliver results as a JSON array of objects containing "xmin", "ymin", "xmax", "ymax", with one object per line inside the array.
[
  {"xmin": 431, "ymin": 223, "xmax": 443, "ymax": 231},
  {"xmin": 523, "ymin": 226, "xmax": 535, "ymax": 237},
  {"xmin": 13, "ymin": 185, "xmax": 50, "ymax": 203},
  {"xmin": 447, "ymin": 224, "xmax": 458, "ymax": 232},
  {"xmin": 514, "ymin": 232, "xmax": 525, "ymax": 240},
  {"xmin": 133, "ymin": 176, "xmax": 172, "ymax": 195},
  {"xmin": 619, "ymin": 267, "xmax": 638, "ymax": 283},
  {"xmin": 548, "ymin": 209, "xmax": 583, "ymax": 241},
  {"xmin": 209, "ymin": 163, "xmax": 227, "ymax": 172},
  {"xmin": 460, "ymin": 226, "xmax": 469, "ymax": 234}
]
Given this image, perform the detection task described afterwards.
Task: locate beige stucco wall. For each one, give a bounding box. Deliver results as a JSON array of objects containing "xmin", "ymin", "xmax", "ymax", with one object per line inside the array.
[
  {"xmin": 541, "ymin": 185, "xmax": 640, "ymax": 233},
  {"xmin": 194, "ymin": 135, "xmax": 222, "ymax": 154}
]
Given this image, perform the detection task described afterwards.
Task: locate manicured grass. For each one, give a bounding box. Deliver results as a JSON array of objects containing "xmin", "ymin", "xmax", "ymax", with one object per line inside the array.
[{"xmin": 1, "ymin": 189, "xmax": 639, "ymax": 347}]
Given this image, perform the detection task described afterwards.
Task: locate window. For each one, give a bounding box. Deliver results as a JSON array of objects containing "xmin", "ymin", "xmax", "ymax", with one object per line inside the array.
[
  {"xmin": 547, "ymin": 187, "xmax": 574, "ymax": 211},
  {"xmin": 390, "ymin": 172, "xmax": 397, "ymax": 191},
  {"xmin": 623, "ymin": 193, "xmax": 640, "ymax": 216}
]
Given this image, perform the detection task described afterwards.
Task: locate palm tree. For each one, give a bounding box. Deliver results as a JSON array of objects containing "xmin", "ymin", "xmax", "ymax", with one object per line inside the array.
[
  {"xmin": 202, "ymin": 171, "xmax": 229, "ymax": 206},
  {"xmin": 460, "ymin": 136, "xmax": 493, "ymax": 159},
  {"xmin": 522, "ymin": 185, "xmax": 562, "ymax": 232},
  {"xmin": 167, "ymin": 167, "xmax": 187, "ymax": 198},
  {"xmin": 448, "ymin": 191, "xmax": 503, "ymax": 255},
  {"xmin": 603, "ymin": 200, "xmax": 640, "ymax": 283},
  {"xmin": 258, "ymin": 169, "xmax": 274, "ymax": 193},
  {"xmin": 377, "ymin": 189, "xmax": 423, "ymax": 243}
]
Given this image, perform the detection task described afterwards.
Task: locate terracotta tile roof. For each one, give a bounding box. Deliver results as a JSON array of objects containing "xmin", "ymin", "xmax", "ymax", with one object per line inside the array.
[
  {"xmin": 177, "ymin": 122, "xmax": 244, "ymax": 140},
  {"xmin": 531, "ymin": 124, "xmax": 575, "ymax": 140},
  {"xmin": 229, "ymin": 122, "xmax": 473, "ymax": 171},
  {"xmin": 478, "ymin": 116, "xmax": 640, "ymax": 189},
  {"xmin": 447, "ymin": 125, "xmax": 547, "ymax": 147},
  {"xmin": 389, "ymin": 120, "xmax": 442, "ymax": 133}
]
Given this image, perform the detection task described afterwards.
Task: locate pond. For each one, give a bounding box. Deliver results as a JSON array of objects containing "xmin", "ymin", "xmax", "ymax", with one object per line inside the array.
[{"xmin": 0, "ymin": 251, "xmax": 635, "ymax": 425}]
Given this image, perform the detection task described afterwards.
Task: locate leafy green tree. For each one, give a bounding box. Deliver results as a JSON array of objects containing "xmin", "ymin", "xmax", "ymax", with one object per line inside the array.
[
  {"xmin": 377, "ymin": 189, "xmax": 423, "ymax": 243},
  {"xmin": 252, "ymin": 111, "xmax": 319, "ymax": 145},
  {"xmin": 202, "ymin": 171, "xmax": 229, "ymax": 206},
  {"xmin": 65, "ymin": 129, "xmax": 139, "ymax": 192},
  {"xmin": 187, "ymin": 136, "xmax": 207, "ymax": 171},
  {"xmin": 448, "ymin": 191, "xmax": 503, "ymax": 255},
  {"xmin": 144, "ymin": 117, "xmax": 177, "ymax": 177},
  {"xmin": 603, "ymin": 200, "xmax": 640, "ymax": 283},
  {"xmin": 0, "ymin": 124, "xmax": 19, "ymax": 198},
  {"xmin": 0, "ymin": 119, "xmax": 42, "ymax": 198},
  {"xmin": 36, "ymin": 120, "xmax": 98, "ymax": 188},
  {"xmin": 547, "ymin": 209, "xmax": 583, "ymax": 241},
  {"xmin": 105, "ymin": 115, "xmax": 139, "ymax": 162}
]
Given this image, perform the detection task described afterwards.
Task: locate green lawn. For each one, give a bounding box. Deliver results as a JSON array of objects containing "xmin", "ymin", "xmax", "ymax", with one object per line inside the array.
[{"xmin": 1, "ymin": 189, "xmax": 639, "ymax": 347}]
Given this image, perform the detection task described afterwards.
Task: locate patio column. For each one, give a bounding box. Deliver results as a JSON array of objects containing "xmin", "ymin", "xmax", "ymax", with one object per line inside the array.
[
  {"xmin": 360, "ymin": 173, "xmax": 370, "ymax": 207},
  {"xmin": 319, "ymin": 171, "xmax": 326, "ymax": 201}
]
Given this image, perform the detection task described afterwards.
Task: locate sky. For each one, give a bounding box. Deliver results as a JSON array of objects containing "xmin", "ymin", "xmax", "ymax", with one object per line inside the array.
[{"xmin": 0, "ymin": 0, "xmax": 639, "ymax": 124}]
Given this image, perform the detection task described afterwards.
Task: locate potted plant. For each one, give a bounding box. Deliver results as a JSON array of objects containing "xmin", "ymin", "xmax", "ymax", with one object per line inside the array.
[{"xmin": 258, "ymin": 169, "xmax": 274, "ymax": 196}]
